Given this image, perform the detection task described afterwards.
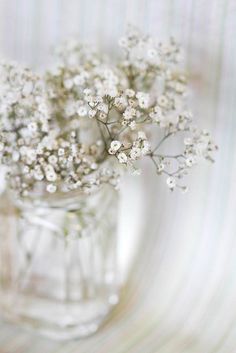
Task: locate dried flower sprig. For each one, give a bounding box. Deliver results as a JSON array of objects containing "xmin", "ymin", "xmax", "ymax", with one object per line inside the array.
[{"xmin": 0, "ymin": 28, "xmax": 217, "ymax": 198}]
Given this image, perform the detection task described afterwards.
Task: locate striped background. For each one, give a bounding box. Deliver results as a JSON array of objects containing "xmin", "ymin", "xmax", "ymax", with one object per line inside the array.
[{"xmin": 0, "ymin": 0, "xmax": 236, "ymax": 352}]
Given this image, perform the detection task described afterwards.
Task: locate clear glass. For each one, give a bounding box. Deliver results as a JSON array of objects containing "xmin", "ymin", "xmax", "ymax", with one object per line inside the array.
[{"xmin": 0, "ymin": 185, "xmax": 120, "ymax": 340}]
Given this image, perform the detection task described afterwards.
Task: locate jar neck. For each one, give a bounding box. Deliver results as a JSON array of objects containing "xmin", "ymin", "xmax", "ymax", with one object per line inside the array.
[{"xmin": 9, "ymin": 184, "xmax": 118, "ymax": 211}]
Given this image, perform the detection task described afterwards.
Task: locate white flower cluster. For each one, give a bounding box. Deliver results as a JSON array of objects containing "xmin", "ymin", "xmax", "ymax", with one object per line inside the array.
[
  {"xmin": 0, "ymin": 61, "xmax": 50, "ymax": 138},
  {"xmin": 45, "ymin": 48, "xmax": 127, "ymax": 127},
  {"xmin": 109, "ymin": 131, "xmax": 150, "ymax": 167},
  {"xmin": 0, "ymin": 28, "xmax": 217, "ymax": 198},
  {"xmin": 119, "ymin": 26, "xmax": 183, "ymax": 90}
]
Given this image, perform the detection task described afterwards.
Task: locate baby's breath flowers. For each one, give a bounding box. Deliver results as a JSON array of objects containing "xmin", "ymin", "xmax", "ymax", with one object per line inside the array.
[{"xmin": 0, "ymin": 28, "xmax": 217, "ymax": 198}]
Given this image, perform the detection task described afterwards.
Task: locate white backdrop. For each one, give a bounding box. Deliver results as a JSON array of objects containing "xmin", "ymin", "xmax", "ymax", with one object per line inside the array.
[{"xmin": 0, "ymin": 1, "xmax": 236, "ymax": 352}]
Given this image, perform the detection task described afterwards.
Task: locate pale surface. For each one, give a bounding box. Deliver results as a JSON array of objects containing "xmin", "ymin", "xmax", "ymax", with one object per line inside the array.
[{"xmin": 0, "ymin": 0, "xmax": 235, "ymax": 352}]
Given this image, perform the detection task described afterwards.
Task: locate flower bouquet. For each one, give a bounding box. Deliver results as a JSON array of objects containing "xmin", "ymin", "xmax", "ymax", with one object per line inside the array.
[{"xmin": 0, "ymin": 27, "xmax": 217, "ymax": 339}]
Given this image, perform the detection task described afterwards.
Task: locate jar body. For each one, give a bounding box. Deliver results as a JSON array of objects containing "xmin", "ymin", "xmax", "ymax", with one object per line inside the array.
[{"xmin": 0, "ymin": 186, "xmax": 119, "ymax": 340}]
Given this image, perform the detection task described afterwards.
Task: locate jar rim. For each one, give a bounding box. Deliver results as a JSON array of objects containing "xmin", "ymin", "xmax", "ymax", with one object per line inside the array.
[{"xmin": 9, "ymin": 183, "xmax": 117, "ymax": 210}]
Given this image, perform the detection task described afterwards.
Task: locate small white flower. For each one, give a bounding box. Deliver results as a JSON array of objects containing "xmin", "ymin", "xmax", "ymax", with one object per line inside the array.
[
  {"xmin": 46, "ymin": 184, "xmax": 57, "ymax": 193},
  {"xmin": 88, "ymin": 109, "xmax": 97, "ymax": 118},
  {"xmin": 181, "ymin": 186, "xmax": 189, "ymax": 193},
  {"xmin": 195, "ymin": 141, "xmax": 209, "ymax": 157},
  {"xmin": 64, "ymin": 79, "xmax": 74, "ymax": 90},
  {"xmin": 123, "ymin": 107, "xmax": 136, "ymax": 120},
  {"xmin": 157, "ymin": 95, "xmax": 168, "ymax": 108},
  {"xmin": 130, "ymin": 147, "xmax": 141, "ymax": 160},
  {"xmin": 175, "ymin": 82, "xmax": 185, "ymax": 93},
  {"xmin": 136, "ymin": 92, "xmax": 150, "ymax": 109},
  {"xmin": 166, "ymin": 176, "xmax": 176, "ymax": 189},
  {"xmin": 58, "ymin": 148, "xmax": 65, "ymax": 156},
  {"xmin": 129, "ymin": 121, "xmax": 136, "ymax": 130},
  {"xmin": 74, "ymin": 180, "xmax": 82, "ymax": 188},
  {"xmin": 182, "ymin": 111, "xmax": 193, "ymax": 120},
  {"xmin": 26, "ymin": 149, "xmax": 37, "ymax": 164},
  {"xmin": 97, "ymin": 103, "xmax": 108, "ymax": 114},
  {"xmin": 28, "ymin": 122, "xmax": 38, "ymax": 132},
  {"xmin": 157, "ymin": 163, "xmax": 165, "ymax": 173},
  {"xmin": 114, "ymin": 96, "xmax": 127, "ymax": 109},
  {"xmin": 19, "ymin": 146, "xmax": 27, "ymax": 156},
  {"xmin": 91, "ymin": 162, "xmax": 98, "ymax": 170},
  {"xmin": 186, "ymin": 156, "xmax": 196, "ymax": 167},
  {"xmin": 108, "ymin": 148, "xmax": 114, "ymax": 155},
  {"xmin": 141, "ymin": 140, "xmax": 151, "ymax": 155},
  {"xmin": 46, "ymin": 169, "xmax": 57, "ymax": 182},
  {"xmin": 117, "ymin": 152, "xmax": 128, "ymax": 164},
  {"xmin": 184, "ymin": 138, "xmax": 193, "ymax": 146},
  {"xmin": 45, "ymin": 164, "xmax": 55, "ymax": 174},
  {"xmin": 77, "ymin": 106, "xmax": 87, "ymax": 117},
  {"xmin": 125, "ymin": 89, "xmax": 135, "ymax": 97},
  {"xmin": 130, "ymin": 168, "xmax": 141, "ymax": 176},
  {"xmin": 83, "ymin": 88, "xmax": 92, "ymax": 96},
  {"xmin": 22, "ymin": 166, "xmax": 30, "ymax": 174},
  {"xmin": 34, "ymin": 170, "xmax": 44, "ymax": 181},
  {"xmin": 147, "ymin": 48, "xmax": 158, "ymax": 59},
  {"xmin": 150, "ymin": 106, "xmax": 163, "ymax": 122},
  {"xmin": 109, "ymin": 140, "xmax": 122, "ymax": 154},
  {"xmin": 48, "ymin": 155, "xmax": 58, "ymax": 165},
  {"xmin": 119, "ymin": 37, "xmax": 129, "ymax": 48}
]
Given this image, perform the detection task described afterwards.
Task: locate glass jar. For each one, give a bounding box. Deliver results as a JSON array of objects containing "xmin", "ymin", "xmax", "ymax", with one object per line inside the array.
[{"xmin": 0, "ymin": 185, "xmax": 120, "ymax": 340}]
